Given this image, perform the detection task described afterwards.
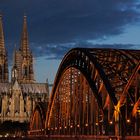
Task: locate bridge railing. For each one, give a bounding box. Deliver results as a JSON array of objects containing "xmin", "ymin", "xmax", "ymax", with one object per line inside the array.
[{"xmin": 28, "ymin": 129, "xmax": 45, "ymax": 136}]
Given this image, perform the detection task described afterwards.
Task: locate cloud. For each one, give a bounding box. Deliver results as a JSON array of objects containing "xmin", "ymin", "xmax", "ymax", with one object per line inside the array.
[
  {"xmin": 30, "ymin": 0, "xmax": 140, "ymax": 44},
  {"xmin": 1, "ymin": 0, "xmax": 140, "ymax": 61},
  {"xmin": 31, "ymin": 42, "xmax": 140, "ymax": 60},
  {"xmin": 1, "ymin": 0, "xmax": 140, "ymax": 43}
]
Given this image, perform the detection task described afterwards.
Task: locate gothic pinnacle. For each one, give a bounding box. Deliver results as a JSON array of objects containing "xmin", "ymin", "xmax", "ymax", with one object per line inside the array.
[
  {"xmin": 20, "ymin": 15, "xmax": 29, "ymax": 55},
  {"xmin": 0, "ymin": 14, "xmax": 5, "ymax": 54}
]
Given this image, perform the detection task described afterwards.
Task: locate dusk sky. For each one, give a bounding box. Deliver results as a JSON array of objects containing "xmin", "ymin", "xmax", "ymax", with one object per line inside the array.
[{"xmin": 0, "ymin": 0, "xmax": 140, "ymax": 84}]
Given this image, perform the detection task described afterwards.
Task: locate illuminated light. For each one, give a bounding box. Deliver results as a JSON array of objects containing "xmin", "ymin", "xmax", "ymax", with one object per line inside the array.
[
  {"xmin": 4, "ymin": 133, "xmax": 9, "ymax": 138},
  {"xmin": 127, "ymin": 119, "xmax": 130, "ymax": 123},
  {"xmin": 109, "ymin": 121, "xmax": 113, "ymax": 125},
  {"xmin": 85, "ymin": 123, "xmax": 88, "ymax": 127},
  {"xmin": 65, "ymin": 126, "xmax": 67, "ymax": 129},
  {"xmin": 137, "ymin": 107, "xmax": 140, "ymax": 113},
  {"xmin": 55, "ymin": 127, "xmax": 57, "ymax": 130},
  {"xmin": 51, "ymin": 128, "xmax": 54, "ymax": 130},
  {"xmin": 95, "ymin": 122, "xmax": 98, "ymax": 126},
  {"xmin": 70, "ymin": 125, "xmax": 73, "ymax": 128},
  {"xmin": 59, "ymin": 127, "xmax": 62, "ymax": 129},
  {"xmin": 77, "ymin": 124, "xmax": 80, "ymax": 127},
  {"xmin": 48, "ymin": 128, "xmax": 50, "ymax": 130},
  {"xmin": 114, "ymin": 103, "xmax": 120, "ymax": 122}
]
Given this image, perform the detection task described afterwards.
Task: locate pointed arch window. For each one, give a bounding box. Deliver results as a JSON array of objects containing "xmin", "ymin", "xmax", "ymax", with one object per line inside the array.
[
  {"xmin": 29, "ymin": 65, "xmax": 31, "ymax": 73},
  {"xmin": 0, "ymin": 65, "xmax": 3, "ymax": 80},
  {"xmin": 15, "ymin": 95, "xmax": 20, "ymax": 113},
  {"xmin": 23, "ymin": 65, "xmax": 28, "ymax": 77}
]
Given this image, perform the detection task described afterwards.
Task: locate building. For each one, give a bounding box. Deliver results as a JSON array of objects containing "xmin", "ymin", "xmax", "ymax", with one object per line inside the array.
[{"xmin": 0, "ymin": 15, "xmax": 49, "ymax": 123}]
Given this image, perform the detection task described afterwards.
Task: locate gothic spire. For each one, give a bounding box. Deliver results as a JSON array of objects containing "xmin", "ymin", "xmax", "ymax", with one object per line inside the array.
[
  {"xmin": 0, "ymin": 15, "xmax": 8, "ymax": 82},
  {"xmin": 0, "ymin": 15, "xmax": 5, "ymax": 54},
  {"xmin": 13, "ymin": 44, "xmax": 17, "ymax": 67},
  {"xmin": 20, "ymin": 15, "xmax": 29, "ymax": 55}
]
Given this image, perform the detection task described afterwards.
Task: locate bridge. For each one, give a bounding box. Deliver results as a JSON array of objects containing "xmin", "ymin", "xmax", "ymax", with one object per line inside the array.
[{"xmin": 28, "ymin": 48, "xmax": 140, "ymax": 139}]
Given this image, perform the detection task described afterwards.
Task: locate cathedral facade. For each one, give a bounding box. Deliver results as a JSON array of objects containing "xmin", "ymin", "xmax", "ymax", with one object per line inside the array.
[{"xmin": 0, "ymin": 15, "xmax": 49, "ymax": 123}]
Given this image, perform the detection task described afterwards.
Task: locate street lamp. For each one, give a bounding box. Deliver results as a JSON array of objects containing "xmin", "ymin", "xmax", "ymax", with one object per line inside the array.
[
  {"xmin": 137, "ymin": 106, "xmax": 140, "ymax": 114},
  {"xmin": 95, "ymin": 122, "xmax": 98, "ymax": 126},
  {"xmin": 77, "ymin": 124, "xmax": 80, "ymax": 127},
  {"xmin": 109, "ymin": 121, "xmax": 113, "ymax": 125},
  {"xmin": 85, "ymin": 123, "xmax": 88, "ymax": 127},
  {"xmin": 126, "ymin": 119, "xmax": 130, "ymax": 123}
]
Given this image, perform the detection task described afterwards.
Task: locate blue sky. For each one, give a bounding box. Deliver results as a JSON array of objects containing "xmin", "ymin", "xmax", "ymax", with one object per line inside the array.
[{"xmin": 0, "ymin": 0, "xmax": 140, "ymax": 84}]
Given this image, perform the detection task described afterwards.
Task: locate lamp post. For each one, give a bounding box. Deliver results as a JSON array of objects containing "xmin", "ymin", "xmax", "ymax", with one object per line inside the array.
[
  {"xmin": 126, "ymin": 119, "xmax": 131, "ymax": 136},
  {"xmin": 95, "ymin": 122, "xmax": 98, "ymax": 135}
]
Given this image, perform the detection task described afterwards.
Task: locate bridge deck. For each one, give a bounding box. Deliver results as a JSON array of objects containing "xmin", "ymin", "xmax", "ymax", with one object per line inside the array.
[{"xmin": 1, "ymin": 135, "xmax": 140, "ymax": 140}]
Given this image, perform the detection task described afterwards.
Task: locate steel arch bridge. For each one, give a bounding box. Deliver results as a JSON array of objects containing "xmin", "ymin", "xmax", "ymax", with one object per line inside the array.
[
  {"xmin": 29, "ymin": 102, "xmax": 48, "ymax": 135},
  {"xmin": 29, "ymin": 48, "xmax": 140, "ymax": 137}
]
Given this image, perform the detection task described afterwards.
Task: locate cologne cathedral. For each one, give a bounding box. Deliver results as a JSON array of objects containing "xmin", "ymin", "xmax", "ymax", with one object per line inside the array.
[{"xmin": 0, "ymin": 15, "xmax": 49, "ymax": 123}]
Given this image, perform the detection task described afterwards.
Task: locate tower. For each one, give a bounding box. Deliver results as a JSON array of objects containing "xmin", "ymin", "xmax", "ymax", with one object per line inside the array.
[
  {"xmin": 0, "ymin": 15, "xmax": 49, "ymax": 123},
  {"xmin": 12, "ymin": 16, "xmax": 34, "ymax": 83},
  {"xmin": 0, "ymin": 15, "xmax": 8, "ymax": 82}
]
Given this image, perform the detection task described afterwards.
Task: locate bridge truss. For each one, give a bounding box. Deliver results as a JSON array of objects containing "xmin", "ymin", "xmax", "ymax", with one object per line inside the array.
[{"xmin": 29, "ymin": 48, "xmax": 140, "ymax": 137}]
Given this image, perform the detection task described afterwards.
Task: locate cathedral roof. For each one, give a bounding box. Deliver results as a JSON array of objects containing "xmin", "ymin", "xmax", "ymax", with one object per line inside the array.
[
  {"xmin": 20, "ymin": 83, "xmax": 48, "ymax": 94},
  {"xmin": 0, "ymin": 83, "xmax": 10, "ymax": 93},
  {"xmin": 0, "ymin": 82, "xmax": 48, "ymax": 94},
  {"xmin": 13, "ymin": 80, "xmax": 21, "ymax": 91}
]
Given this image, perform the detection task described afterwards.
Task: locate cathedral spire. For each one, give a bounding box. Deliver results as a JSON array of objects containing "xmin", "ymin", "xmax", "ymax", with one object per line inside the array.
[
  {"xmin": 20, "ymin": 15, "xmax": 29, "ymax": 55},
  {"xmin": 0, "ymin": 15, "xmax": 5, "ymax": 54},
  {"xmin": 13, "ymin": 44, "xmax": 17, "ymax": 66},
  {"xmin": 15, "ymin": 15, "xmax": 35, "ymax": 83},
  {"xmin": 0, "ymin": 15, "xmax": 8, "ymax": 82}
]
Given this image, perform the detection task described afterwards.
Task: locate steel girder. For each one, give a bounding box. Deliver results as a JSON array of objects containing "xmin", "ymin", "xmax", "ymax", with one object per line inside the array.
[
  {"xmin": 30, "ymin": 102, "xmax": 47, "ymax": 132},
  {"xmin": 34, "ymin": 48, "xmax": 140, "ymax": 138},
  {"xmin": 46, "ymin": 48, "xmax": 140, "ymax": 130}
]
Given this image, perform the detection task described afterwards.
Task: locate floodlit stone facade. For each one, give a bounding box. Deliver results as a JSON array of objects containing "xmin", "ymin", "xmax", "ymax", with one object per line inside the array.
[{"xmin": 0, "ymin": 15, "xmax": 49, "ymax": 123}]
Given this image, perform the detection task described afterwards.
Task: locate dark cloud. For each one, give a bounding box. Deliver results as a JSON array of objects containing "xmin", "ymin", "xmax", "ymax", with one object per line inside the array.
[
  {"xmin": 31, "ymin": 43, "xmax": 140, "ymax": 60},
  {"xmin": 0, "ymin": 0, "xmax": 140, "ymax": 61}
]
